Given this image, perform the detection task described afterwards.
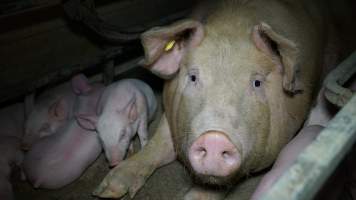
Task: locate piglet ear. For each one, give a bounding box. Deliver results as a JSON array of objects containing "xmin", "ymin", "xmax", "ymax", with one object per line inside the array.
[
  {"xmin": 128, "ymin": 101, "xmax": 138, "ymax": 123},
  {"xmin": 48, "ymin": 98, "xmax": 68, "ymax": 120},
  {"xmin": 139, "ymin": 19, "xmax": 204, "ymax": 79},
  {"xmin": 252, "ymin": 22, "xmax": 302, "ymax": 94},
  {"xmin": 118, "ymin": 96, "xmax": 138, "ymax": 123},
  {"xmin": 75, "ymin": 114, "xmax": 98, "ymax": 131},
  {"xmin": 71, "ymin": 74, "xmax": 92, "ymax": 95}
]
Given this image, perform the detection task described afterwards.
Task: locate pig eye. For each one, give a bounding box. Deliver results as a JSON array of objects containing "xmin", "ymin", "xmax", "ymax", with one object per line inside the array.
[
  {"xmin": 253, "ymin": 80, "xmax": 262, "ymax": 88},
  {"xmin": 251, "ymin": 73, "xmax": 265, "ymax": 90},
  {"xmin": 188, "ymin": 68, "xmax": 199, "ymax": 84},
  {"xmin": 251, "ymin": 74, "xmax": 267, "ymax": 102}
]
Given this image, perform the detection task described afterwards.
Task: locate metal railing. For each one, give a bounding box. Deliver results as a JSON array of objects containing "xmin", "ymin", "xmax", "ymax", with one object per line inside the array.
[{"xmin": 260, "ymin": 51, "xmax": 356, "ymax": 200}]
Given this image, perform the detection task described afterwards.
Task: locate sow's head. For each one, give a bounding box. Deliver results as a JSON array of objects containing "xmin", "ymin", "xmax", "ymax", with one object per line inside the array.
[{"xmin": 140, "ymin": 17, "xmax": 306, "ymax": 186}]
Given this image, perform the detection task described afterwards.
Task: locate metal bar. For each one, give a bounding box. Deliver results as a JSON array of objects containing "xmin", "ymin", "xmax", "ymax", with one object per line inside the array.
[
  {"xmin": 90, "ymin": 56, "xmax": 143, "ymax": 83},
  {"xmin": 259, "ymin": 93, "xmax": 356, "ymax": 200},
  {"xmin": 26, "ymin": 47, "xmax": 123, "ymax": 92},
  {"xmin": 324, "ymin": 51, "xmax": 356, "ymax": 107}
]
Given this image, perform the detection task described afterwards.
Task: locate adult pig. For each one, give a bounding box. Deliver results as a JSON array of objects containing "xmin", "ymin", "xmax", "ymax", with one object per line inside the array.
[
  {"xmin": 23, "ymin": 76, "xmax": 103, "ymax": 189},
  {"xmin": 0, "ymin": 136, "xmax": 23, "ymax": 200},
  {"xmin": 76, "ymin": 79, "xmax": 157, "ymax": 167},
  {"xmin": 94, "ymin": 0, "xmax": 328, "ymax": 198},
  {"xmin": 22, "ymin": 74, "xmax": 91, "ymax": 150}
]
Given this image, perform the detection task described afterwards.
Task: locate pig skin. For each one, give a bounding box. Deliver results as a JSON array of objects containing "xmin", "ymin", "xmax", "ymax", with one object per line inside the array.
[
  {"xmin": 76, "ymin": 79, "xmax": 157, "ymax": 167},
  {"xmin": 93, "ymin": 0, "xmax": 348, "ymax": 199},
  {"xmin": 23, "ymin": 78, "xmax": 104, "ymax": 189},
  {"xmin": 22, "ymin": 82, "xmax": 77, "ymax": 150}
]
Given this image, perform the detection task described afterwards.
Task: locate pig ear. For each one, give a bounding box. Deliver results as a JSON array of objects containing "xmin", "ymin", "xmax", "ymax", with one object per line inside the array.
[
  {"xmin": 48, "ymin": 98, "xmax": 68, "ymax": 120},
  {"xmin": 252, "ymin": 22, "xmax": 302, "ymax": 94},
  {"xmin": 139, "ymin": 19, "xmax": 204, "ymax": 79},
  {"xmin": 75, "ymin": 114, "xmax": 98, "ymax": 131},
  {"xmin": 71, "ymin": 74, "xmax": 92, "ymax": 95},
  {"xmin": 118, "ymin": 96, "xmax": 138, "ymax": 123}
]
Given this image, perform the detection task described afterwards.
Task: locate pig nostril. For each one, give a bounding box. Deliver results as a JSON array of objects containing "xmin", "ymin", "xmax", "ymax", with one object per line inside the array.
[
  {"xmin": 196, "ymin": 147, "xmax": 207, "ymax": 157},
  {"xmin": 222, "ymin": 151, "xmax": 231, "ymax": 158}
]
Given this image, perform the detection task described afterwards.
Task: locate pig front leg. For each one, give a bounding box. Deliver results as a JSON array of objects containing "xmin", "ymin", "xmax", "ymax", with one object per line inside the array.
[{"xmin": 93, "ymin": 113, "xmax": 176, "ymax": 199}]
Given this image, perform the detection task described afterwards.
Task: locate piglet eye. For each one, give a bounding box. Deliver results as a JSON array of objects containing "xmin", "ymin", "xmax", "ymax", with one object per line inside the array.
[
  {"xmin": 253, "ymin": 80, "xmax": 262, "ymax": 88},
  {"xmin": 118, "ymin": 130, "xmax": 125, "ymax": 142}
]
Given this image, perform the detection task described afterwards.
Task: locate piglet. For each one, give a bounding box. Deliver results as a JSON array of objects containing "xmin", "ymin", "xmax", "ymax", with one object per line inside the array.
[
  {"xmin": 22, "ymin": 74, "xmax": 89, "ymax": 150},
  {"xmin": 76, "ymin": 79, "xmax": 157, "ymax": 167},
  {"xmin": 23, "ymin": 75, "xmax": 103, "ymax": 189},
  {"xmin": 0, "ymin": 136, "xmax": 23, "ymax": 200}
]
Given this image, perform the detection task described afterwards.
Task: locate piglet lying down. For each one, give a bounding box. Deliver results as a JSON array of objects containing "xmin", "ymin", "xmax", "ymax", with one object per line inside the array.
[
  {"xmin": 76, "ymin": 79, "xmax": 157, "ymax": 167},
  {"xmin": 22, "ymin": 76, "xmax": 80, "ymax": 150},
  {"xmin": 23, "ymin": 75, "xmax": 104, "ymax": 189}
]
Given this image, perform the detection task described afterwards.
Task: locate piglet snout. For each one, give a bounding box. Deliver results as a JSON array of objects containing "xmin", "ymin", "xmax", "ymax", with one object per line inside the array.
[
  {"xmin": 109, "ymin": 160, "xmax": 120, "ymax": 168},
  {"xmin": 188, "ymin": 131, "xmax": 240, "ymax": 177}
]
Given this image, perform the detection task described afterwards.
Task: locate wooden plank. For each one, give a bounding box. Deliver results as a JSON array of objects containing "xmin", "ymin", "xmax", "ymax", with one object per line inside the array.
[{"xmin": 260, "ymin": 94, "xmax": 356, "ymax": 200}]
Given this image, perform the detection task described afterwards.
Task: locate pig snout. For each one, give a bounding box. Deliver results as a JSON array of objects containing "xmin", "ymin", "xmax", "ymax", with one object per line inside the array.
[
  {"xmin": 188, "ymin": 131, "xmax": 240, "ymax": 177},
  {"xmin": 109, "ymin": 160, "xmax": 119, "ymax": 167},
  {"xmin": 108, "ymin": 154, "xmax": 120, "ymax": 167},
  {"xmin": 106, "ymin": 146, "xmax": 122, "ymax": 167}
]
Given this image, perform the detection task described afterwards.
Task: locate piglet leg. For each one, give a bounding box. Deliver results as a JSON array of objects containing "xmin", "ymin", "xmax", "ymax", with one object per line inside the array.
[{"xmin": 93, "ymin": 113, "xmax": 176, "ymax": 199}]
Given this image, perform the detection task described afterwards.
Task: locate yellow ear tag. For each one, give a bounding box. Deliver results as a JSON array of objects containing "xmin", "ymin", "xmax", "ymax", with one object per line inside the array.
[{"xmin": 164, "ymin": 40, "xmax": 176, "ymax": 51}]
